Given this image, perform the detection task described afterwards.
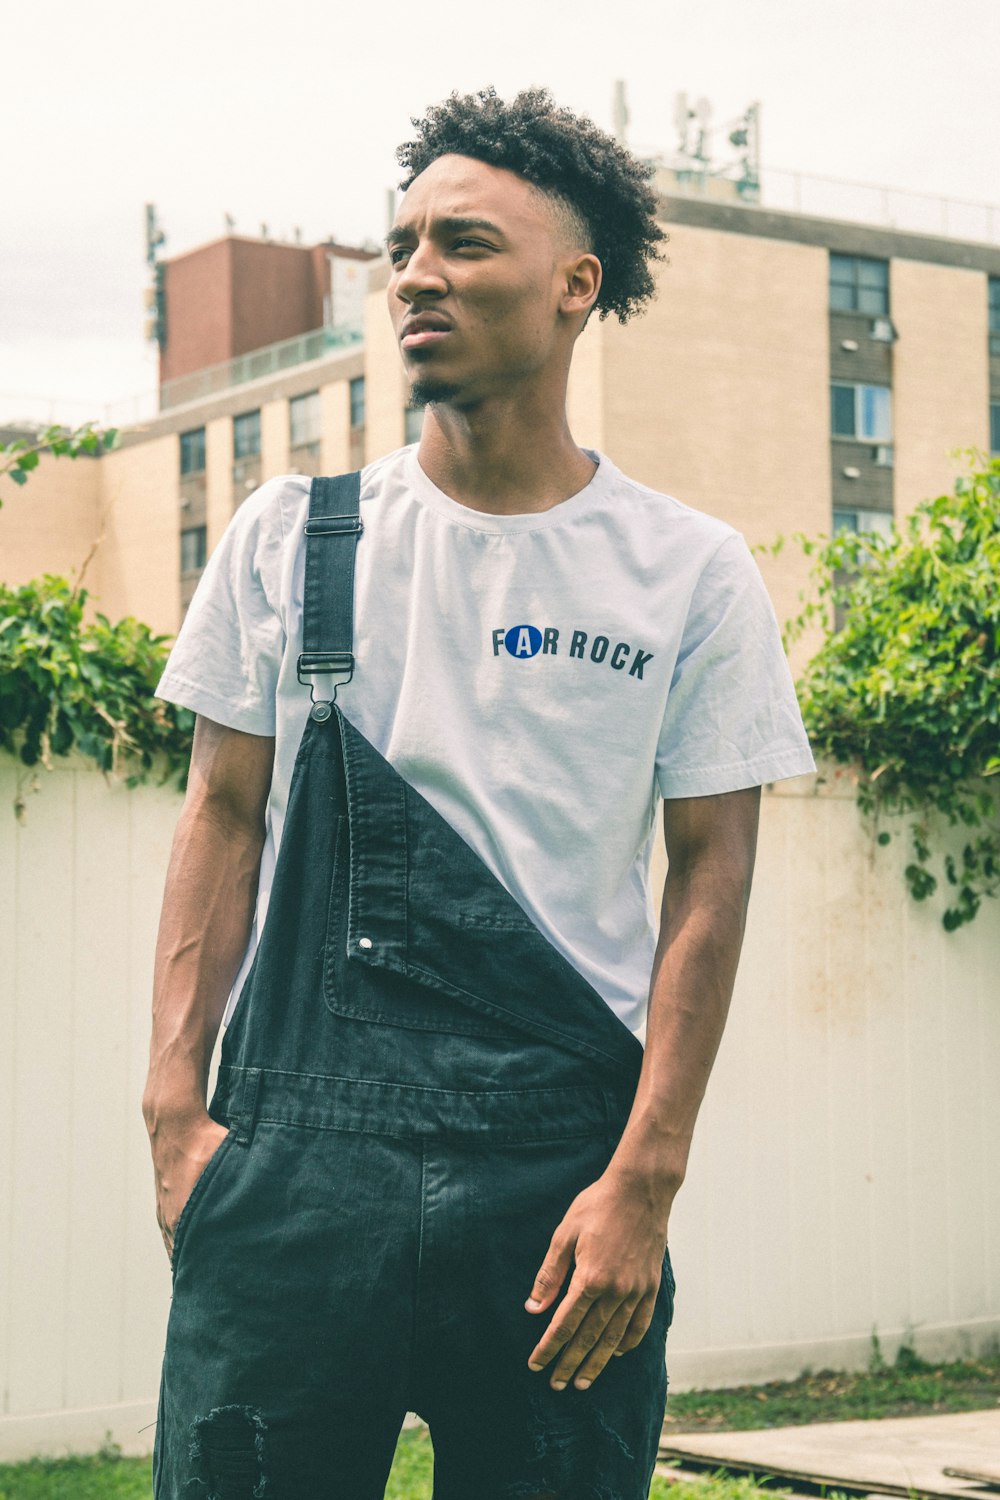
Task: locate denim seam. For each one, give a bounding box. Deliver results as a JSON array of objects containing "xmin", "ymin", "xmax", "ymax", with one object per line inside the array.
[
  {"xmin": 221, "ymin": 1065, "xmax": 604, "ymax": 1099},
  {"xmin": 251, "ymin": 1114, "xmax": 610, "ymax": 1144},
  {"xmin": 406, "ymin": 960, "xmax": 627, "ymax": 1071}
]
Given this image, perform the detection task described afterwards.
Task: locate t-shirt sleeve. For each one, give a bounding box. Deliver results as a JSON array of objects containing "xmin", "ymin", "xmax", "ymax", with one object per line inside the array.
[
  {"xmin": 655, "ymin": 531, "xmax": 816, "ymax": 799},
  {"xmin": 155, "ymin": 476, "xmax": 296, "ymax": 736}
]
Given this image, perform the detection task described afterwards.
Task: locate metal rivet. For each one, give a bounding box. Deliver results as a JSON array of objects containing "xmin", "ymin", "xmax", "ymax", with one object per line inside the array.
[
  {"xmin": 310, "ymin": 701, "xmax": 332, "ymax": 723},
  {"xmin": 358, "ymin": 936, "xmax": 373, "ymax": 951}
]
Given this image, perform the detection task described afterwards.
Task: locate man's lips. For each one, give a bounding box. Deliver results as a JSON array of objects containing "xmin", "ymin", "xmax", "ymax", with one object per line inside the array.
[
  {"xmin": 400, "ymin": 313, "xmax": 453, "ymax": 351},
  {"xmin": 401, "ymin": 328, "xmax": 451, "ymax": 351}
]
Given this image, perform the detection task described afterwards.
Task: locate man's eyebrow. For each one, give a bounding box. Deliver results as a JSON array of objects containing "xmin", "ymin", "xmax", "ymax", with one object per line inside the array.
[{"xmin": 384, "ymin": 217, "xmax": 506, "ymax": 249}]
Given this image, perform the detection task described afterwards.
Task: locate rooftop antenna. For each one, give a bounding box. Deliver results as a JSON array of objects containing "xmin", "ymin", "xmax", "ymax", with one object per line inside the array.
[
  {"xmin": 143, "ymin": 204, "xmax": 167, "ymax": 347},
  {"xmin": 612, "ymin": 80, "xmax": 629, "ymax": 144},
  {"xmin": 224, "ymin": 211, "xmax": 236, "ymax": 233},
  {"xmin": 728, "ymin": 100, "xmax": 762, "ymax": 201},
  {"xmin": 692, "ymin": 96, "xmax": 712, "ymax": 168},
  {"xmin": 144, "ymin": 202, "xmax": 166, "ymax": 267},
  {"xmin": 673, "ymin": 91, "xmax": 692, "ymax": 156}
]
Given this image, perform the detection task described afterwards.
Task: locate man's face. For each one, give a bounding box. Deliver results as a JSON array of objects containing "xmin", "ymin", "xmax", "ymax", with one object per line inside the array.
[{"xmin": 386, "ymin": 154, "xmax": 588, "ymax": 408}]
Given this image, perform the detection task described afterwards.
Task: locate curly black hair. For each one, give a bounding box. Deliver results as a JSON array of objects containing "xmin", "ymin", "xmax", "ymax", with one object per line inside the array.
[{"xmin": 395, "ymin": 86, "xmax": 667, "ymax": 325}]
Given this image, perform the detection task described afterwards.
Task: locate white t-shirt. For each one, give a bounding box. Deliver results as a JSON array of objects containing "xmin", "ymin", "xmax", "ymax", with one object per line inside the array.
[{"xmin": 156, "ymin": 444, "xmax": 815, "ymax": 1041}]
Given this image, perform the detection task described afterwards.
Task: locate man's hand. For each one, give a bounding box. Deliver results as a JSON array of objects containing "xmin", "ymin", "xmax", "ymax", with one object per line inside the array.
[
  {"xmin": 524, "ymin": 1166, "xmax": 672, "ymax": 1392},
  {"xmin": 146, "ymin": 1108, "xmax": 230, "ymax": 1265}
]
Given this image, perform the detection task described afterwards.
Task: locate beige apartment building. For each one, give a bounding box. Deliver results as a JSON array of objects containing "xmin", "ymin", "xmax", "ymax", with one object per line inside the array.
[{"xmin": 3, "ymin": 188, "xmax": 999, "ymax": 666}]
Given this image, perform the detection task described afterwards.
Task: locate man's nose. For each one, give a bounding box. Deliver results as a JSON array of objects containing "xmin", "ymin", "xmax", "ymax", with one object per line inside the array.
[{"xmin": 394, "ymin": 242, "xmax": 448, "ymax": 304}]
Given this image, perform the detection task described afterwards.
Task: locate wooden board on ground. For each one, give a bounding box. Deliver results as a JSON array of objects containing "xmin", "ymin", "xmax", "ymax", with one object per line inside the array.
[
  {"xmin": 659, "ymin": 1409, "xmax": 1000, "ymax": 1499},
  {"xmin": 943, "ymin": 1466, "xmax": 1000, "ymax": 1489}
]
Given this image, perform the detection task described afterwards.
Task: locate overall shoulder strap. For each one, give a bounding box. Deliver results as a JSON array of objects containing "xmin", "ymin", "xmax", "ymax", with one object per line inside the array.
[{"xmin": 297, "ymin": 471, "xmax": 363, "ymax": 718}]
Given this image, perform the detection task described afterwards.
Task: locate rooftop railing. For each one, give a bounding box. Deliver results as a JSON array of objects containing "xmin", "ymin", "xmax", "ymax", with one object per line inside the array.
[
  {"xmin": 158, "ymin": 322, "xmax": 363, "ymax": 411},
  {"xmin": 647, "ymin": 155, "xmax": 1000, "ymax": 246}
]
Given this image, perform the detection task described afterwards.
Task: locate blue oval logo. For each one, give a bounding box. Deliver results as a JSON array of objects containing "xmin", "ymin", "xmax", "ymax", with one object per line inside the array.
[{"xmin": 504, "ymin": 624, "xmax": 542, "ymax": 659}]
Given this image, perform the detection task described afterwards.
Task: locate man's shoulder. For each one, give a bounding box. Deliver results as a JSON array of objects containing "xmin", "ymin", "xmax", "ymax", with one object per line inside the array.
[
  {"xmin": 237, "ymin": 447, "xmax": 412, "ymax": 546},
  {"xmin": 599, "ymin": 453, "xmax": 741, "ymax": 553}
]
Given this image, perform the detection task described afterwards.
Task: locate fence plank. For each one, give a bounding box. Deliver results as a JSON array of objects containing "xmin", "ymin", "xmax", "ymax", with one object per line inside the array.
[{"xmin": 1, "ymin": 761, "xmax": 998, "ymax": 1451}]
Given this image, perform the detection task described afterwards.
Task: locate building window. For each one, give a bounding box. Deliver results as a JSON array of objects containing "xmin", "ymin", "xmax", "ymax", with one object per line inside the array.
[
  {"xmin": 289, "ymin": 391, "xmax": 321, "ymax": 447},
  {"xmin": 829, "ymin": 254, "xmax": 889, "ymax": 316},
  {"xmin": 991, "ymin": 402, "xmax": 1000, "ymax": 455},
  {"xmin": 832, "ymin": 508, "xmax": 894, "ymax": 540},
  {"xmin": 350, "ymin": 377, "xmax": 366, "ymax": 429},
  {"xmin": 989, "ymin": 278, "xmax": 1000, "ymax": 357},
  {"xmin": 404, "ymin": 405, "xmax": 424, "ymax": 444},
  {"xmin": 180, "ymin": 427, "xmax": 206, "ymax": 475},
  {"xmin": 233, "ymin": 409, "xmax": 261, "ymax": 459},
  {"xmin": 180, "ymin": 525, "xmax": 207, "ymax": 574},
  {"xmin": 831, "ymin": 382, "xmax": 892, "ymax": 442}
]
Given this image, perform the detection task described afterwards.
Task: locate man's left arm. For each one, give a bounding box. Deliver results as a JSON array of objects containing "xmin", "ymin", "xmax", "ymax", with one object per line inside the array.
[{"xmin": 525, "ymin": 784, "xmax": 761, "ymax": 1391}]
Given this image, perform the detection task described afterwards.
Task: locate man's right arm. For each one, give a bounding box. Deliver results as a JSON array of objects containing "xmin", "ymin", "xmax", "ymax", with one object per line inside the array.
[{"xmin": 142, "ymin": 714, "xmax": 275, "ymax": 1262}]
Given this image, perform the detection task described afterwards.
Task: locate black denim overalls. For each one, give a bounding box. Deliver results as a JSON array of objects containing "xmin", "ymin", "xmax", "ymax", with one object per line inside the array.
[{"xmin": 153, "ymin": 473, "xmax": 676, "ymax": 1500}]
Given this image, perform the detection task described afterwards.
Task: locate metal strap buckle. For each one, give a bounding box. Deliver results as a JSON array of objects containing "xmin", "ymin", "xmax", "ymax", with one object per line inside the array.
[
  {"xmin": 297, "ymin": 650, "xmax": 355, "ymax": 710},
  {"xmin": 303, "ymin": 515, "xmax": 364, "ymax": 537}
]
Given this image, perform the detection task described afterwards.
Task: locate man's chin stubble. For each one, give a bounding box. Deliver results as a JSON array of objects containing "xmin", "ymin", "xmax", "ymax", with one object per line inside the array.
[{"xmin": 408, "ymin": 377, "xmax": 463, "ymax": 409}]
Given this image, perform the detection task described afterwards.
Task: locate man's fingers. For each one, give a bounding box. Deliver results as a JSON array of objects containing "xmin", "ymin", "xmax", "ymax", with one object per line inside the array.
[
  {"xmin": 525, "ymin": 1228, "xmax": 575, "ymax": 1313},
  {"xmin": 566, "ymin": 1297, "xmax": 638, "ymax": 1388},
  {"xmin": 527, "ymin": 1274, "xmax": 602, "ymax": 1370},
  {"xmin": 613, "ymin": 1292, "xmax": 658, "ymax": 1356}
]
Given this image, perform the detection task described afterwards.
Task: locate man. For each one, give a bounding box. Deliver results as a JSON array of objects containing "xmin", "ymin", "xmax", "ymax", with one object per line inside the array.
[{"xmin": 144, "ymin": 86, "xmax": 815, "ymax": 1499}]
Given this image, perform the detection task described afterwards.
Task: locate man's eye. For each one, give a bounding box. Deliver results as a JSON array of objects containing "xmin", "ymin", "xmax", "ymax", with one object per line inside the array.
[
  {"xmin": 389, "ymin": 247, "xmax": 412, "ymax": 265},
  {"xmin": 452, "ymin": 238, "xmax": 489, "ymax": 251}
]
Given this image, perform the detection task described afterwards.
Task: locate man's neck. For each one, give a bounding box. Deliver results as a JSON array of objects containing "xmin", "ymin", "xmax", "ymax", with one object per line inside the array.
[{"xmin": 416, "ymin": 398, "xmax": 597, "ymax": 517}]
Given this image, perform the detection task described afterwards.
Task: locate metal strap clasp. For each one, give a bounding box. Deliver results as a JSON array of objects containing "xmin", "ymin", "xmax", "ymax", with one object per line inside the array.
[
  {"xmin": 303, "ymin": 515, "xmax": 364, "ymax": 537},
  {"xmin": 297, "ymin": 649, "xmax": 355, "ymax": 717}
]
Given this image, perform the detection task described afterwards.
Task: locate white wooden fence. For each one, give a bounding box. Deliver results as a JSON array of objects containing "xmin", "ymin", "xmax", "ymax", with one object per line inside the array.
[{"xmin": 1, "ymin": 755, "xmax": 998, "ymax": 1460}]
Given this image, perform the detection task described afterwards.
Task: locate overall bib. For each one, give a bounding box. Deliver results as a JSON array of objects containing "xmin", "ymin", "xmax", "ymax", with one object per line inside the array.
[{"xmin": 153, "ymin": 473, "xmax": 676, "ymax": 1500}]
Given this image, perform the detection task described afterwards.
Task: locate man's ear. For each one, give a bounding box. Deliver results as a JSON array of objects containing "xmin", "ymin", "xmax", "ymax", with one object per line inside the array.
[{"xmin": 561, "ymin": 253, "xmax": 602, "ymax": 323}]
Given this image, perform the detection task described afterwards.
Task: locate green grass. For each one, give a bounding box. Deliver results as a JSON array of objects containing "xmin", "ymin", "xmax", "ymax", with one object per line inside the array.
[
  {"xmin": 0, "ymin": 1441, "xmax": 151, "ymax": 1500},
  {"xmin": 0, "ymin": 1431, "xmax": 736, "ymax": 1499},
  {"xmin": 2, "ymin": 1345, "xmax": 996, "ymax": 1499},
  {"xmin": 663, "ymin": 1341, "xmax": 1000, "ymax": 1433}
]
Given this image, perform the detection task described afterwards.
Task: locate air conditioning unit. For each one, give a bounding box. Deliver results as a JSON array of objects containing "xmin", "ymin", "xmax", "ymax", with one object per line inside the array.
[
  {"xmin": 870, "ymin": 316, "xmax": 897, "ymax": 343},
  {"xmin": 873, "ymin": 444, "xmax": 894, "ymax": 467}
]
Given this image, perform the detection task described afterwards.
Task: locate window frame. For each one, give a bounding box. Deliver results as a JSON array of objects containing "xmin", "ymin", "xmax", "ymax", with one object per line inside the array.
[
  {"xmin": 289, "ymin": 391, "xmax": 321, "ymax": 448},
  {"xmin": 832, "ymin": 507, "xmax": 895, "ymax": 540},
  {"xmin": 179, "ymin": 427, "xmax": 206, "ymax": 476},
  {"xmin": 349, "ymin": 377, "xmax": 366, "ymax": 430},
  {"xmin": 830, "ymin": 381, "xmax": 893, "ymax": 442},
  {"xmin": 233, "ymin": 409, "xmax": 261, "ymax": 460},
  {"xmin": 829, "ymin": 253, "xmax": 889, "ymax": 317},
  {"xmin": 180, "ymin": 524, "xmax": 208, "ymax": 575}
]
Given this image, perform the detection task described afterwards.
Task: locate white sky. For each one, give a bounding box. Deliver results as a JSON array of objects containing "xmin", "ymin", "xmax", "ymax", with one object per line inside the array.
[{"xmin": 2, "ymin": 0, "xmax": 998, "ymax": 424}]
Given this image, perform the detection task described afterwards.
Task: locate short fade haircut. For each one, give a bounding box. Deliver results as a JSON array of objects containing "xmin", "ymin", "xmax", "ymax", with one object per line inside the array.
[{"xmin": 395, "ymin": 86, "xmax": 667, "ymax": 325}]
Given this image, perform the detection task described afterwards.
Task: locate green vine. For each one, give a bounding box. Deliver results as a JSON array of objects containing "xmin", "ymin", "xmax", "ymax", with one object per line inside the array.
[
  {"xmin": 0, "ymin": 421, "xmax": 117, "ymax": 501},
  {"xmin": 777, "ymin": 450, "xmax": 1000, "ymax": 930},
  {"xmin": 0, "ymin": 576, "xmax": 194, "ymax": 815}
]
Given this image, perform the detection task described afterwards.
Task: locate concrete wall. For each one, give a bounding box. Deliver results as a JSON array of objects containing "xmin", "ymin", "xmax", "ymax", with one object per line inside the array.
[
  {"xmin": 364, "ymin": 262, "xmax": 408, "ymax": 463},
  {"xmin": 0, "ymin": 440, "xmax": 180, "ymax": 639},
  {"xmin": 1, "ymin": 755, "xmax": 997, "ymax": 1459},
  {"xmin": 600, "ymin": 222, "xmax": 832, "ymax": 668},
  {"xmin": 891, "ymin": 261, "xmax": 991, "ymax": 521},
  {"xmin": 96, "ymin": 434, "xmax": 181, "ymax": 636},
  {"xmin": 0, "ymin": 454, "xmax": 101, "ymax": 592}
]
